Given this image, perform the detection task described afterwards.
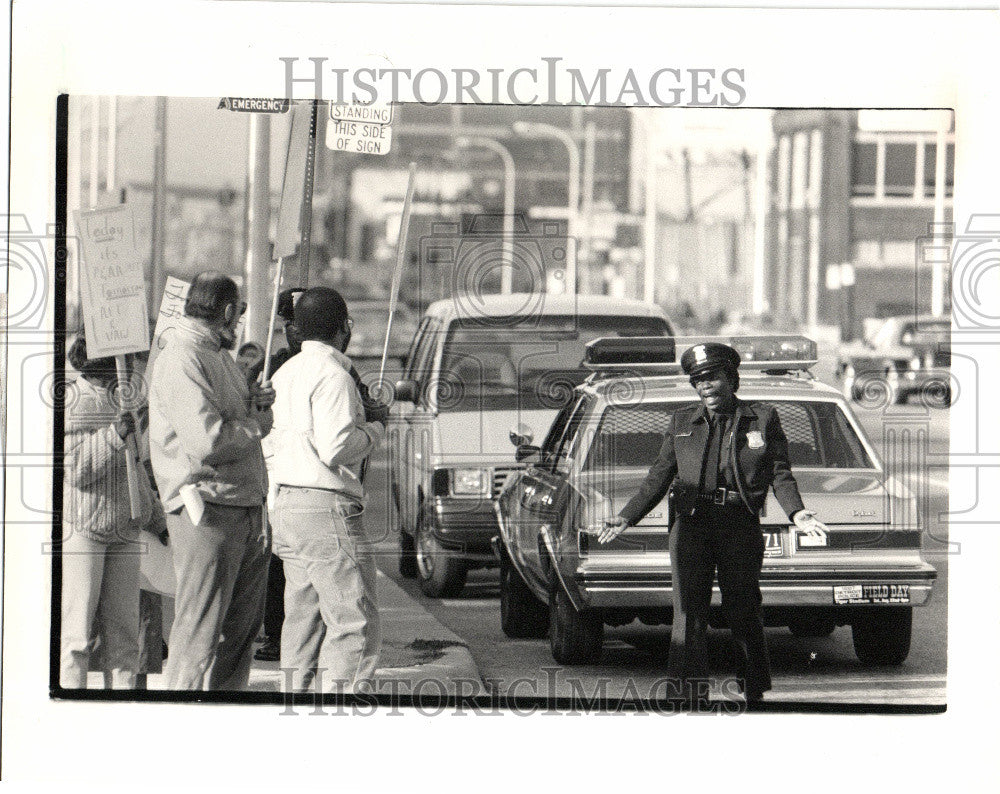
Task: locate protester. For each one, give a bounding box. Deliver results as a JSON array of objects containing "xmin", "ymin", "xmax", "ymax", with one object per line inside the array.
[
  {"xmin": 236, "ymin": 341, "xmax": 265, "ymax": 379},
  {"xmin": 253, "ymin": 288, "xmax": 303, "ymax": 663},
  {"xmin": 148, "ymin": 271, "xmax": 275, "ymax": 690},
  {"xmin": 61, "ymin": 337, "xmax": 165, "ymax": 688},
  {"xmin": 267, "ymin": 287, "xmax": 386, "ymax": 693}
]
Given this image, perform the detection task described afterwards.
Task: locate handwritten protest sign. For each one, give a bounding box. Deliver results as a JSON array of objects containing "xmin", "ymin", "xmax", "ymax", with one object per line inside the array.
[{"xmin": 75, "ymin": 205, "xmax": 149, "ymax": 358}]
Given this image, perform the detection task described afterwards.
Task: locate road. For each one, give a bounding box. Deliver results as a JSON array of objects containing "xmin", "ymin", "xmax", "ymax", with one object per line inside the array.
[{"xmin": 365, "ymin": 400, "xmax": 949, "ymax": 706}]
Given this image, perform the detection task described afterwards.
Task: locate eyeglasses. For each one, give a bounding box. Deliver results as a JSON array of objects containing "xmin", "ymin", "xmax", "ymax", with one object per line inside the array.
[
  {"xmin": 346, "ymin": 317, "xmax": 354, "ymax": 330},
  {"xmin": 239, "ymin": 302, "xmax": 247, "ymax": 317}
]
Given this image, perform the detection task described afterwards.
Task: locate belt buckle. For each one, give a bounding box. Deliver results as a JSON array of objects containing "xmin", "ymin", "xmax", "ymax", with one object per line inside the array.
[{"xmin": 714, "ymin": 488, "xmax": 727, "ymax": 506}]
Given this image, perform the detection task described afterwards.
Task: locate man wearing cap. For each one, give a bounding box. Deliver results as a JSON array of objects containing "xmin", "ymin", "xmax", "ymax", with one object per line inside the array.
[
  {"xmin": 601, "ymin": 342, "xmax": 827, "ymax": 703},
  {"xmin": 267, "ymin": 287, "xmax": 386, "ymax": 693}
]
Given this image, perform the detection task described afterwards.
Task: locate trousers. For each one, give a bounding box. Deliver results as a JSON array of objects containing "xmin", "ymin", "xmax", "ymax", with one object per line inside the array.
[
  {"xmin": 60, "ymin": 531, "xmax": 141, "ymax": 688},
  {"xmin": 164, "ymin": 502, "xmax": 268, "ymax": 691},
  {"xmin": 272, "ymin": 486, "xmax": 380, "ymax": 694},
  {"xmin": 667, "ymin": 506, "xmax": 771, "ymax": 699}
]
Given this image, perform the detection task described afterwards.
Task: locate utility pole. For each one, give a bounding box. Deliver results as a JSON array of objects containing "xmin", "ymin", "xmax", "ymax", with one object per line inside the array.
[
  {"xmin": 149, "ymin": 97, "xmax": 168, "ymax": 316},
  {"xmin": 246, "ymin": 114, "xmax": 272, "ymax": 344}
]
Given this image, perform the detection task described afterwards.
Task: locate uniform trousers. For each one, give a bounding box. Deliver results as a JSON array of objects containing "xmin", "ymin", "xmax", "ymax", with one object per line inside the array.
[
  {"xmin": 60, "ymin": 532, "xmax": 141, "ymax": 688},
  {"xmin": 164, "ymin": 502, "xmax": 268, "ymax": 690},
  {"xmin": 272, "ymin": 486, "xmax": 380, "ymax": 694},
  {"xmin": 667, "ymin": 504, "xmax": 771, "ymax": 699}
]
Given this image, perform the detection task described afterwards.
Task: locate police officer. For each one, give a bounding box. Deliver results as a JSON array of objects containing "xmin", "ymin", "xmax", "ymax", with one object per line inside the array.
[{"xmin": 600, "ymin": 342, "xmax": 827, "ymax": 702}]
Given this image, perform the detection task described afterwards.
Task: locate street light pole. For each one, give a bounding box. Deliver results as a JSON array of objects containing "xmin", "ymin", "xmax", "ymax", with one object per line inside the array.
[
  {"xmin": 455, "ymin": 135, "xmax": 516, "ymax": 294},
  {"xmin": 513, "ymin": 121, "xmax": 579, "ymax": 295}
]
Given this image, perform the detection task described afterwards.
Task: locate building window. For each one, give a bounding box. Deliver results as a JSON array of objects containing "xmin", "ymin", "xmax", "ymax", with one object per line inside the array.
[
  {"xmin": 851, "ymin": 142, "xmax": 877, "ymax": 197},
  {"xmin": 924, "ymin": 142, "xmax": 955, "ymax": 198},
  {"xmin": 884, "ymin": 143, "xmax": 917, "ymax": 197},
  {"xmin": 852, "ymin": 134, "xmax": 954, "ymax": 203}
]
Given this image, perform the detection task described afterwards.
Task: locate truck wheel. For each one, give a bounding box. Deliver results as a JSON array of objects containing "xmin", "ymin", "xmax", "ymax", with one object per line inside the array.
[
  {"xmin": 415, "ymin": 510, "xmax": 467, "ymax": 598},
  {"xmin": 549, "ymin": 583, "xmax": 603, "ymax": 665},
  {"xmin": 499, "ymin": 550, "xmax": 548, "ymax": 638},
  {"xmin": 398, "ymin": 531, "xmax": 418, "ymax": 579},
  {"xmin": 852, "ymin": 607, "xmax": 912, "ymax": 665}
]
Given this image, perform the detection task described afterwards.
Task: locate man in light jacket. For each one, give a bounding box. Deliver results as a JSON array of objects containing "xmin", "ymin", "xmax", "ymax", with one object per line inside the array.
[
  {"xmin": 267, "ymin": 287, "xmax": 385, "ymax": 693},
  {"xmin": 149, "ymin": 271, "xmax": 275, "ymax": 690}
]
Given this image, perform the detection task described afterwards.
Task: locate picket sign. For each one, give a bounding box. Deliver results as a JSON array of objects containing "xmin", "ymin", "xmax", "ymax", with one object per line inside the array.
[{"xmin": 74, "ymin": 205, "xmax": 149, "ymax": 520}]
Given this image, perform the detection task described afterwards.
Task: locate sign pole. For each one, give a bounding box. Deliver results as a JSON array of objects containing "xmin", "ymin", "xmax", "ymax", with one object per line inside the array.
[
  {"xmin": 378, "ymin": 162, "xmax": 418, "ymax": 395},
  {"xmin": 298, "ymin": 100, "xmax": 320, "ymax": 287},
  {"xmin": 115, "ymin": 355, "xmax": 143, "ymax": 519},
  {"xmin": 260, "ymin": 257, "xmax": 285, "ymax": 383}
]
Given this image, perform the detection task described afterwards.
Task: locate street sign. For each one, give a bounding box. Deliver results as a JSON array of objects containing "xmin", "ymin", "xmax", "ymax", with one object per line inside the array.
[
  {"xmin": 74, "ymin": 205, "xmax": 149, "ymax": 358},
  {"xmin": 330, "ymin": 103, "xmax": 393, "ymax": 124},
  {"xmin": 326, "ymin": 118, "xmax": 393, "ymax": 155},
  {"xmin": 326, "ymin": 102, "xmax": 393, "ymax": 155},
  {"xmin": 217, "ymin": 97, "xmax": 290, "ymax": 114}
]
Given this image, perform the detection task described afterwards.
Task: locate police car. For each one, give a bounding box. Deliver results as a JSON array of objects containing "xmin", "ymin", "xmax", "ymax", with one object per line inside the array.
[{"xmin": 494, "ymin": 335, "xmax": 937, "ymax": 666}]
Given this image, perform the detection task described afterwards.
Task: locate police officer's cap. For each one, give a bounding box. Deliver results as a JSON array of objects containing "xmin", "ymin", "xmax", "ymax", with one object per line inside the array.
[{"xmin": 680, "ymin": 342, "xmax": 741, "ymax": 378}]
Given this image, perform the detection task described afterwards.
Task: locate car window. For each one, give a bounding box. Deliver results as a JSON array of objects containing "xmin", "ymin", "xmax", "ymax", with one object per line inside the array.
[
  {"xmin": 403, "ymin": 318, "xmax": 432, "ymax": 380},
  {"xmin": 540, "ymin": 397, "xmax": 581, "ymax": 454},
  {"xmin": 583, "ymin": 400, "xmax": 874, "ymax": 472},
  {"xmin": 409, "ymin": 319, "xmax": 442, "ymax": 400},
  {"xmin": 552, "ymin": 395, "xmax": 592, "ymax": 462},
  {"xmin": 437, "ymin": 314, "xmax": 671, "ymax": 412}
]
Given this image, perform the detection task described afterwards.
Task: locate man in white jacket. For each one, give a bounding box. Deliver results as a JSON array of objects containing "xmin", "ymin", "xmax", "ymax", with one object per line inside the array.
[{"xmin": 268, "ymin": 287, "xmax": 386, "ymax": 694}]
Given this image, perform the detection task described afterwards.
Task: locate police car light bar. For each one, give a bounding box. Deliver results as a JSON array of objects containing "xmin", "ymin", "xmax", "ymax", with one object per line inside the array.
[{"xmin": 584, "ymin": 335, "xmax": 818, "ymax": 371}]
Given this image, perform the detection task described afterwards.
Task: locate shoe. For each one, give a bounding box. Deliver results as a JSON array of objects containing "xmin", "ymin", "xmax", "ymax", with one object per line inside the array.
[{"xmin": 254, "ymin": 641, "xmax": 280, "ymax": 662}]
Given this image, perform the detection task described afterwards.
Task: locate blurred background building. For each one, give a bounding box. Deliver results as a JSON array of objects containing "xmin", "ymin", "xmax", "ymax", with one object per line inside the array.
[{"xmin": 65, "ymin": 99, "xmax": 954, "ymax": 346}]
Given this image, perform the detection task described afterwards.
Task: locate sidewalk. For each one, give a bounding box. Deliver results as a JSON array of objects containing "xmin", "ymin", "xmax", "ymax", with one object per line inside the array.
[{"xmin": 142, "ymin": 570, "xmax": 485, "ymax": 696}]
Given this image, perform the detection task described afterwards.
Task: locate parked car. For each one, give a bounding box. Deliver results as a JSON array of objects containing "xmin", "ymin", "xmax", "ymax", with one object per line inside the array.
[
  {"xmin": 387, "ymin": 294, "xmax": 673, "ymax": 597},
  {"xmin": 349, "ymin": 300, "xmax": 420, "ymax": 370},
  {"xmin": 495, "ymin": 335, "xmax": 936, "ymax": 666},
  {"xmin": 837, "ymin": 315, "xmax": 951, "ymax": 407}
]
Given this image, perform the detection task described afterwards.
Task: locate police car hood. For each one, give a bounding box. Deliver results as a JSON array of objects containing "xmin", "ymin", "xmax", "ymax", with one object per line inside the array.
[
  {"xmin": 577, "ymin": 468, "xmax": 906, "ymax": 528},
  {"xmin": 434, "ymin": 408, "xmax": 558, "ymax": 464}
]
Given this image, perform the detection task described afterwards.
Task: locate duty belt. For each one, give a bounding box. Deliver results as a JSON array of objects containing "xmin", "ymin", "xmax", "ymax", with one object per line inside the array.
[{"xmin": 696, "ymin": 487, "xmax": 744, "ymax": 507}]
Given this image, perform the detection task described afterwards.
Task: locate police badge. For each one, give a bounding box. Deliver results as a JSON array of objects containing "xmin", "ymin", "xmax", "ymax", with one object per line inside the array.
[{"xmin": 747, "ymin": 430, "xmax": 765, "ymax": 449}]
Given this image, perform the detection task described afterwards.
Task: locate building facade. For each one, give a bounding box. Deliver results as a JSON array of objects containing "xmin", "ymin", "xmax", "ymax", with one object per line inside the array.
[{"xmin": 767, "ymin": 109, "xmax": 954, "ymax": 339}]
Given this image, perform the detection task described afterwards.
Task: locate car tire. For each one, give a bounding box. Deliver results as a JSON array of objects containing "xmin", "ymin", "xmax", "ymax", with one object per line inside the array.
[
  {"xmin": 549, "ymin": 582, "xmax": 603, "ymax": 665},
  {"xmin": 415, "ymin": 509, "xmax": 467, "ymax": 598},
  {"xmin": 398, "ymin": 531, "xmax": 418, "ymax": 579},
  {"xmin": 852, "ymin": 607, "xmax": 912, "ymax": 666},
  {"xmin": 499, "ymin": 550, "xmax": 548, "ymax": 639}
]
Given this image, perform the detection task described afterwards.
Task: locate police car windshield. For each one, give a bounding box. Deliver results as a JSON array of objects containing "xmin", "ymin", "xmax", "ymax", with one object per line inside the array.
[
  {"xmin": 582, "ymin": 400, "xmax": 874, "ymax": 471},
  {"xmin": 438, "ymin": 315, "xmax": 671, "ymax": 412}
]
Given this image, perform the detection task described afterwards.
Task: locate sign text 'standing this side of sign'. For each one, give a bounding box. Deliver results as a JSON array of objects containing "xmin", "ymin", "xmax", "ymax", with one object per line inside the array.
[
  {"xmin": 326, "ymin": 103, "xmax": 393, "ymax": 155},
  {"xmin": 75, "ymin": 205, "xmax": 150, "ymax": 358}
]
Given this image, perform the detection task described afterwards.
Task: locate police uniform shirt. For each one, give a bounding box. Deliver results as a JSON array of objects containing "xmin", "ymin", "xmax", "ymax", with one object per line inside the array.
[{"xmin": 699, "ymin": 410, "xmax": 737, "ymax": 494}]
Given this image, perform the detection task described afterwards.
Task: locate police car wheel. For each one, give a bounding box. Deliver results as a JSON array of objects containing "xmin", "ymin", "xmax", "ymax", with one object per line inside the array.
[
  {"xmin": 499, "ymin": 550, "xmax": 548, "ymax": 639},
  {"xmin": 851, "ymin": 607, "xmax": 912, "ymax": 666},
  {"xmin": 398, "ymin": 531, "xmax": 418, "ymax": 579},
  {"xmin": 415, "ymin": 510, "xmax": 467, "ymax": 598},
  {"xmin": 549, "ymin": 584, "xmax": 603, "ymax": 665}
]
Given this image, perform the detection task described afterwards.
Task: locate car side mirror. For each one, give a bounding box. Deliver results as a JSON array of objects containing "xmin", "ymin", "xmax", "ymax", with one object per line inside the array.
[
  {"xmin": 515, "ymin": 444, "xmax": 541, "ymax": 463},
  {"xmin": 394, "ymin": 379, "xmax": 419, "ymax": 403}
]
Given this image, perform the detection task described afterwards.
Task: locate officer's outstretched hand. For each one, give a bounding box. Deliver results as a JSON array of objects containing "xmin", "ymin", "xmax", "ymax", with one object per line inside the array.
[
  {"xmin": 792, "ymin": 509, "xmax": 829, "ymax": 537},
  {"xmin": 598, "ymin": 516, "xmax": 628, "ymax": 545}
]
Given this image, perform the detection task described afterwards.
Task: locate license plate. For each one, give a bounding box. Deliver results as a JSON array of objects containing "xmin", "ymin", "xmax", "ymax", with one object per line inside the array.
[
  {"xmin": 763, "ymin": 532, "xmax": 784, "ymax": 558},
  {"xmin": 833, "ymin": 584, "xmax": 910, "ymax": 604}
]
